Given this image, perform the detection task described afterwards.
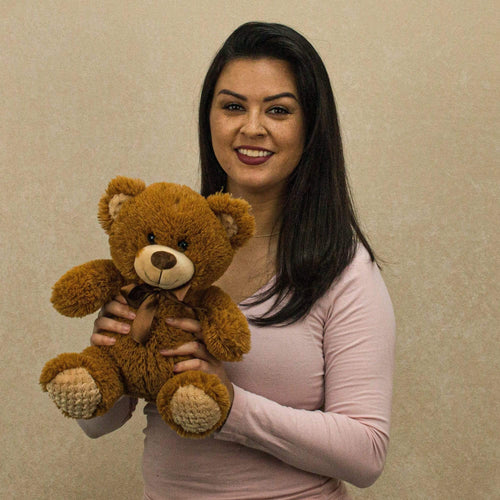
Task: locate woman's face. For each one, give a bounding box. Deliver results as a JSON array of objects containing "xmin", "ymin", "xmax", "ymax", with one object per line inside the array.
[{"xmin": 209, "ymin": 58, "xmax": 305, "ymax": 199}]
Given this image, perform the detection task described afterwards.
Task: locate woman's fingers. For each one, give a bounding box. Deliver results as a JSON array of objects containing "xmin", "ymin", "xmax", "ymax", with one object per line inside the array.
[
  {"xmin": 159, "ymin": 327, "xmax": 235, "ymax": 404},
  {"xmin": 93, "ymin": 316, "xmax": 131, "ymax": 335},
  {"xmin": 114, "ymin": 294, "xmax": 129, "ymax": 305},
  {"xmin": 93, "ymin": 295, "xmax": 136, "ymax": 337},
  {"xmin": 99, "ymin": 296, "xmax": 135, "ymax": 320},
  {"xmin": 164, "ymin": 343, "xmax": 221, "ymax": 377},
  {"xmin": 172, "ymin": 358, "xmax": 209, "ymax": 373},
  {"xmin": 91, "ymin": 332, "xmax": 117, "ymax": 346},
  {"xmin": 165, "ymin": 317, "xmax": 202, "ymax": 339},
  {"xmin": 160, "ymin": 341, "xmax": 212, "ymax": 361},
  {"xmin": 160, "ymin": 342, "xmax": 219, "ymax": 374},
  {"xmin": 91, "ymin": 296, "xmax": 133, "ymax": 344}
]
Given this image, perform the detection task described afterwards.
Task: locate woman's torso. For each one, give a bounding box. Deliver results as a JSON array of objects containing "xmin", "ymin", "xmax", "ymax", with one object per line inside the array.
[{"xmin": 141, "ymin": 279, "xmax": 349, "ymax": 499}]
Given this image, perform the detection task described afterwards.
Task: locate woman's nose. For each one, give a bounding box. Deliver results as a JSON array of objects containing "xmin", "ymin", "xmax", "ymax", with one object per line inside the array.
[{"xmin": 240, "ymin": 112, "xmax": 266, "ymax": 136}]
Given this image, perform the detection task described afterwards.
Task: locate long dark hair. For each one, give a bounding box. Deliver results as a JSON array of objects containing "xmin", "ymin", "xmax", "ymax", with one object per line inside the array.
[{"xmin": 199, "ymin": 22, "xmax": 376, "ymax": 326}]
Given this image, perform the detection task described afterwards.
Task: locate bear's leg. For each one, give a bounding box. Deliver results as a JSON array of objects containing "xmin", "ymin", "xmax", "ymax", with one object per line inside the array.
[
  {"xmin": 40, "ymin": 346, "xmax": 123, "ymax": 419},
  {"xmin": 156, "ymin": 370, "xmax": 230, "ymax": 438}
]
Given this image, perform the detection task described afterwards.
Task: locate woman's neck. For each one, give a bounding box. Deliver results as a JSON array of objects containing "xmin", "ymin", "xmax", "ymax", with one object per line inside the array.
[
  {"xmin": 226, "ymin": 184, "xmax": 283, "ymax": 237},
  {"xmin": 215, "ymin": 185, "xmax": 282, "ymax": 303},
  {"xmin": 250, "ymin": 199, "xmax": 282, "ymax": 237}
]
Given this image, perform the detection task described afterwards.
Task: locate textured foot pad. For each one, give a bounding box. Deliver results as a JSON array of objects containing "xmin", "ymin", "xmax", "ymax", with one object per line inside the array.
[
  {"xmin": 46, "ymin": 367, "xmax": 101, "ymax": 419},
  {"xmin": 170, "ymin": 384, "xmax": 222, "ymax": 434}
]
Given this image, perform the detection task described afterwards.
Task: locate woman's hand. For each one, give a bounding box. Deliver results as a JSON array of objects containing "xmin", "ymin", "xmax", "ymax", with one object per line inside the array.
[
  {"xmin": 91, "ymin": 294, "xmax": 136, "ymax": 346},
  {"xmin": 159, "ymin": 317, "xmax": 234, "ymax": 404}
]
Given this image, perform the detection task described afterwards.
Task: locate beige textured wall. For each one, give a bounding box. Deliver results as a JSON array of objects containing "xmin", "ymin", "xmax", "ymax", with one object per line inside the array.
[{"xmin": 1, "ymin": 1, "xmax": 498, "ymax": 499}]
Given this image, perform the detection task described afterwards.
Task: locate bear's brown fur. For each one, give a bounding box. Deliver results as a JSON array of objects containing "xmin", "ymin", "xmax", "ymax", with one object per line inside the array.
[{"xmin": 40, "ymin": 176, "xmax": 254, "ymax": 438}]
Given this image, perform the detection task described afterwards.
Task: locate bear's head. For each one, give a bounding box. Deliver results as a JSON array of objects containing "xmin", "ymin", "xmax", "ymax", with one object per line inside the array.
[{"xmin": 97, "ymin": 176, "xmax": 255, "ymax": 293}]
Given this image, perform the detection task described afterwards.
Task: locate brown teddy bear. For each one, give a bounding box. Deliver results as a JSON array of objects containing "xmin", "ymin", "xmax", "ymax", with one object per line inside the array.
[{"xmin": 40, "ymin": 176, "xmax": 254, "ymax": 438}]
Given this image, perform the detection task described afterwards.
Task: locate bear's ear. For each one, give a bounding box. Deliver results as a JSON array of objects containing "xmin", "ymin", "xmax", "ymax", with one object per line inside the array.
[
  {"xmin": 206, "ymin": 193, "xmax": 255, "ymax": 249},
  {"xmin": 98, "ymin": 176, "xmax": 146, "ymax": 233}
]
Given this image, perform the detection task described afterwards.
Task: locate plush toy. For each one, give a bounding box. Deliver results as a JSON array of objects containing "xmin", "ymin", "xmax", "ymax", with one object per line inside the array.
[{"xmin": 40, "ymin": 176, "xmax": 254, "ymax": 438}]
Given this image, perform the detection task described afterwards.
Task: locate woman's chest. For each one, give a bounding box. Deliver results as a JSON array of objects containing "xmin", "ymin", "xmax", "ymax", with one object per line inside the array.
[
  {"xmin": 226, "ymin": 312, "xmax": 326, "ymax": 410},
  {"xmin": 215, "ymin": 240, "xmax": 276, "ymax": 304}
]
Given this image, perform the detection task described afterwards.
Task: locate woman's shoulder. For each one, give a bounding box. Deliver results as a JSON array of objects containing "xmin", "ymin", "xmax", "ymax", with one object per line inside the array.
[
  {"xmin": 349, "ymin": 243, "xmax": 374, "ymax": 267},
  {"xmin": 303, "ymin": 243, "xmax": 395, "ymax": 341},
  {"xmin": 314, "ymin": 244, "xmax": 386, "ymax": 312},
  {"xmin": 335, "ymin": 243, "xmax": 377, "ymax": 285}
]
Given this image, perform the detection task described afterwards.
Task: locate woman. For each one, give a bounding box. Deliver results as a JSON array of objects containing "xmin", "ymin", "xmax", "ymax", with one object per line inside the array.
[{"xmin": 82, "ymin": 22, "xmax": 395, "ymax": 499}]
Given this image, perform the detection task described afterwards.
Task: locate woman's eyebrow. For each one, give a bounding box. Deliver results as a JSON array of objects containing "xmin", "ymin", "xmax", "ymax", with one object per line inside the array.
[
  {"xmin": 263, "ymin": 92, "xmax": 298, "ymax": 102},
  {"xmin": 217, "ymin": 89, "xmax": 247, "ymax": 100},
  {"xmin": 217, "ymin": 89, "xmax": 298, "ymax": 102}
]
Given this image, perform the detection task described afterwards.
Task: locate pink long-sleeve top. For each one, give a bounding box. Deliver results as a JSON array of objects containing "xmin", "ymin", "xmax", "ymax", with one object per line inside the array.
[{"xmin": 78, "ymin": 245, "xmax": 396, "ymax": 499}]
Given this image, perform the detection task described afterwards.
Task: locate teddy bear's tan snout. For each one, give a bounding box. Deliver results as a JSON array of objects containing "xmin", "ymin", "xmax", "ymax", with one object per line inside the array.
[{"xmin": 134, "ymin": 244, "xmax": 195, "ymax": 290}]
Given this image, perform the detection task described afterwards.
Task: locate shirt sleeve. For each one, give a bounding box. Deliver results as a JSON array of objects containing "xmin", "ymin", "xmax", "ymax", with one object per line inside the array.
[
  {"xmin": 214, "ymin": 253, "xmax": 396, "ymax": 488},
  {"xmin": 77, "ymin": 395, "xmax": 137, "ymax": 439}
]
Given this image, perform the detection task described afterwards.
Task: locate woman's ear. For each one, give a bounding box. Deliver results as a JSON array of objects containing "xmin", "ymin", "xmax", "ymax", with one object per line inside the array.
[
  {"xmin": 98, "ymin": 176, "xmax": 146, "ymax": 234},
  {"xmin": 206, "ymin": 193, "xmax": 256, "ymax": 249}
]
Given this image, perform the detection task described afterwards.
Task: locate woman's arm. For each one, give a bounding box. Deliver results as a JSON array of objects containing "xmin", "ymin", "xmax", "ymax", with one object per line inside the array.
[
  {"xmin": 214, "ymin": 255, "xmax": 395, "ymax": 488},
  {"xmin": 77, "ymin": 295, "xmax": 138, "ymax": 438},
  {"xmin": 77, "ymin": 395, "xmax": 138, "ymax": 438}
]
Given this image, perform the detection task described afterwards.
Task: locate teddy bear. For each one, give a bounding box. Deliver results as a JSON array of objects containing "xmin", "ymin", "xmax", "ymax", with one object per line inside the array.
[{"xmin": 40, "ymin": 176, "xmax": 254, "ymax": 438}]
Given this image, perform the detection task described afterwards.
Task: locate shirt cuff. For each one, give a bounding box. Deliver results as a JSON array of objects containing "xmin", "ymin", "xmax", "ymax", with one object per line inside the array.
[{"xmin": 214, "ymin": 384, "xmax": 248, "ymax": 442}]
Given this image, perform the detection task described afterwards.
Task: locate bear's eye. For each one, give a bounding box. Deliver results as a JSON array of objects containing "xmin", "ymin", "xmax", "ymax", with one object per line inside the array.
[
  {"xmin": 147, "ymin": 233, "xmax": 156, "ymax": 244},
  {"xmin": 177, "ymin": 240, "xmax": 189, "ymax": 251}
]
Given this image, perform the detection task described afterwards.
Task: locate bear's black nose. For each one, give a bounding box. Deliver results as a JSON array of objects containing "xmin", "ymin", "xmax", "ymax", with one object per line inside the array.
[{"xmin": 151, "ymin": 251, "xmax": 177, "ymax": 270}]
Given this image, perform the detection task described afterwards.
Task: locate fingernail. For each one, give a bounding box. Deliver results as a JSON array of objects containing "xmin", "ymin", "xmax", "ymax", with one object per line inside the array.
[
  {"xmin": 108, "ymin": 338, "xmax": 116, "ymax": 345},
  {"xmin": 121, "ymin": 324, "xmax": 131, "ymax": 333},
  {"xmin": 160, "ymin": 349, "xmax": 173, "ymax": 355},
  {"xmin": 128, "ymin": 312, "xmax": 136, "ymax": 320},
  {"xmin": 165, "ymin": 318, "xmax": 176, "ymax": 324},
  {"xmin": 172, "ymin": 364, "xmax": 179, "ymax": 372}
]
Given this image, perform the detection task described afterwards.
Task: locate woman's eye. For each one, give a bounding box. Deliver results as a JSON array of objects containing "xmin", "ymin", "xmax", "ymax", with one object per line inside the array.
[
  {"xmin": 177, "ymin": 240, "xmax": 189, "ymax": 251},
  {"xmin": 268, "ymin": 106, "xmax": 289, "ymax": 115},
  {"xmin": 147, "ymin": 233, "xmax": 156, "ymax": 244},
  {"xmin": 223, "ymin": 103, "xmax": 244, "ymax": 112}
]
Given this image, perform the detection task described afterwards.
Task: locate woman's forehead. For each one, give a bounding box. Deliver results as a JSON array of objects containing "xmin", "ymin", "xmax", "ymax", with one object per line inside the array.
[{"xmin": 214, "ymin": 58, "xmax": 298, "ymax": 97}]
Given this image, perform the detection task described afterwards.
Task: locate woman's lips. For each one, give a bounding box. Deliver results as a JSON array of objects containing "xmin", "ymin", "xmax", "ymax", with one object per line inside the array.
[{"xmin": 236, "ymin": 147, "xmax": 274, "ymax": 165}]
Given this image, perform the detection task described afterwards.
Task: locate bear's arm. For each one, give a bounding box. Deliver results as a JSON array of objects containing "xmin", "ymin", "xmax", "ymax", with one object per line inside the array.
[
  {"xmin": 196, "ymin": 286, "xmax": 251, "ymax": 362},
  {"xmin": 51, "ymin": 259, "xmax": 126, "ymax": 317}
]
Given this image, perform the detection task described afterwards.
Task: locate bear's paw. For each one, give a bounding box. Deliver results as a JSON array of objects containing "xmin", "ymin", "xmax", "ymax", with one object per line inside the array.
[
  {"xmin": 170, "ymin": 384, "xmax": 222, "ymax": 434},
  {"xmin": 46, "ymin": 367, "xmax": 101, "ymax": 419}
]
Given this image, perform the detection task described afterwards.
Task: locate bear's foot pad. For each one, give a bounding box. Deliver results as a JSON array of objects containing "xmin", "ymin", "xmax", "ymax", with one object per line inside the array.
[
  {"xmin": 170, "ymin": 384, "xmax": 222, "ymax": 434},
  {"xmin": 46, "ymin": 367, "xmax": 101, "ymax": 419}
]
